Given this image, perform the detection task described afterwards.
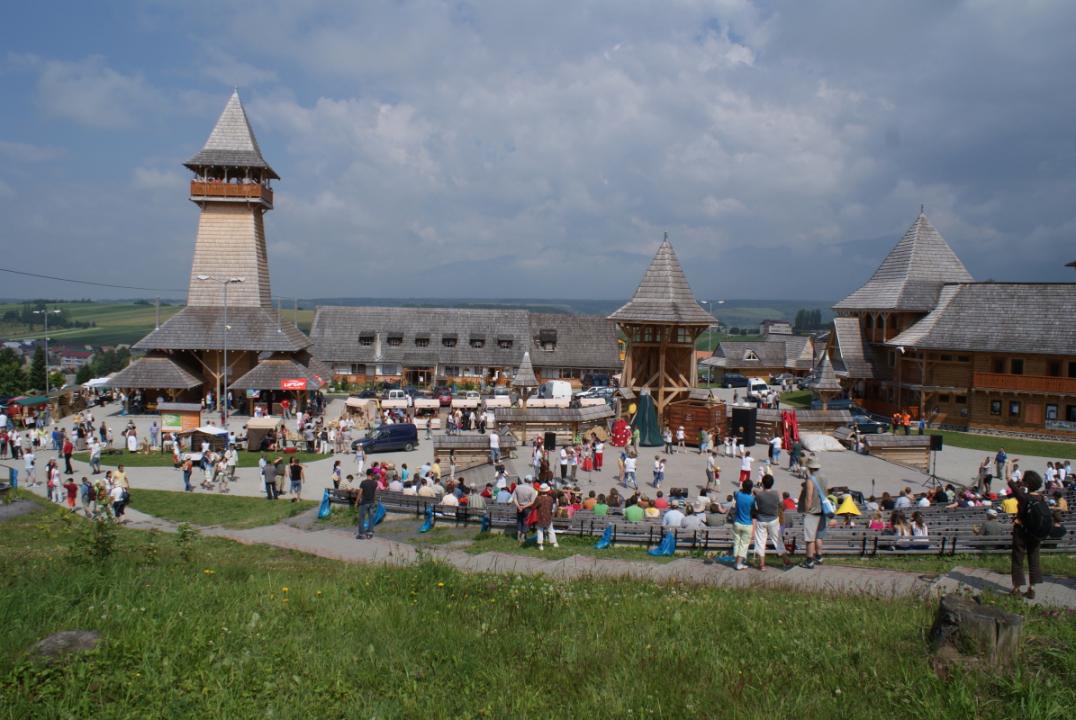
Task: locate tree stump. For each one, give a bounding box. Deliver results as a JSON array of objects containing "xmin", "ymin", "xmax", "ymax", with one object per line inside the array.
[{"xmin": 930, "ymin": 595, "xmax": 1023, "ymax": 669}]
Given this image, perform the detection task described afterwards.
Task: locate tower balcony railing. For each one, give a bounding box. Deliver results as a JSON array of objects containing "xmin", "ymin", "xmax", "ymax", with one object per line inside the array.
[{"xmin": 190, "ymin": 180, "xmax": 273, "ymax": 207}]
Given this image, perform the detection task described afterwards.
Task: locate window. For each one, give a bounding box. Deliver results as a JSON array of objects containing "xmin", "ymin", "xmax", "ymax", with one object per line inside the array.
[
  {"xmin": 1047, "ymin": 360, "xmax": 1062, "ymax": 377},
  {"xmin": 1067, "ymin": 405, "xmax": 1076, "ymax": 422},
  {"xmin": 675, "ymin": 327, "xmax": 691, "ymax": 344},
  {"xmin": 990, "ymin": 400, "xmax": 1001, "ymax": 416},
  {"xmin": 1009, "ymin": 400, "xmax": 1021, "ymax": 417},
  {"xmin": 469, "ymin": 338, "xmax": 485, "ymax": 349},
  {"xmin": 1045, "ymin": 404, "xmax": 1058, "ymax": 421},
  {"xmin": 992, "ymin": 358, "xmax": 1005, "ymax": 373},
  {"xmin": 955, "ymin": 395, "xmax": 967, "ymax": 404},
  {"xmin": 415, "ymin": 337, "xmax": 429, "ymax": 348},
  {"xmin": 359, "ymin": 333, "xmax": 374, "ymax": 346},
  {"xmin": 498, "ymin": 339, "xmax": 513, "ymax": 350},
  {"xmin": 940, "ymin": 354, "xmax": 954, "ymax": 362},
  {"xmin": 744, "ymin": 350, "xmax": 760, "ymax": 361},
  {"xmin": 1010, "ymin": 358, "xmax": 1024, "ymax": 375},
  {"xmin": 938, "ymin": 394, "xmax": 950, "ymax": 403},
  {"xmin": 539, "ymin": 329, "xmax": 558, "ymax": 351},
  {"xmin": 957, "ymin": 355, "xmax": 970, "ymax": 363},
  {"xmin": 387, "ymin": 334, "xmax": 403, "ymax": 347},
  {"xmin": 443, "ymin": 366, "xmax": 460, "ymax": 376},
  {"xmin": 442, "ymin": 336, "xmax": 457, "ymax": 348},
  {"xmin": 349, "ymin": 363, "xmax": 366, "ymax": 375},
  {"xmin": 1069, "ymin": 361, "xmax": 1076, "ymax": 378}
]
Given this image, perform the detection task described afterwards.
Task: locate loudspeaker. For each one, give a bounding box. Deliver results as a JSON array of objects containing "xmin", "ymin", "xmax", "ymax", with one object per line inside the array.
[
  {"xmin": 929, "ymin": 434, "xmax": 943, "ymax": 451},
  {"xmin": 543, "ymin": 432, "xmax": 557, "ymax": 450},
  {"xmin": 730, "ymin": 407, "xmax": 757, "ymax": 447}
]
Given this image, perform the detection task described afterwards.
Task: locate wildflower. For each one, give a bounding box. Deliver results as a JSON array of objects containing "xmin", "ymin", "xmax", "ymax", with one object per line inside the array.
[
  {"xmin": 315, "ymin": 591, "xmax": 322, "ymax": 597},
  {"xmin": 282, "ymin": 586, "xmax": 289, "ymax": 593},
  {"xmin": 203, "ymin": 568, "xmax": 215, "ymax": 575},
  {"xmin": 436, "ymin": 582, "xmax": 445, "ymax": 588}
]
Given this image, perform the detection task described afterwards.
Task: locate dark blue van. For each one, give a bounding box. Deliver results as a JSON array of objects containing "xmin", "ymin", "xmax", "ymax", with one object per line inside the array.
[{"xmin": 352, "ymin": 423, "xmax": 419, "ymax": 453}]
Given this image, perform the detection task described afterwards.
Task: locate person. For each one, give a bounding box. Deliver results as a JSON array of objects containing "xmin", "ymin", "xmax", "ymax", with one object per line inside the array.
[
  {"xmin": 995, "ymin": 447, "xmax": 1007, "ymax": 482},
  {"xmin": 675, "ymin": 425, "xmax": 686, "ymax": 453},
  {"xmin": 910, "ymin": 511, "xmax": 928, "ymax": 537},
  {"xmin": 224, "ymin": 445, "xmax": 238, "ymax": 482},
  {"xmin": 1010, "ymin": 470, "xmax": 1047, "ymax": 599},
  {"xmin": 260, "ymin": 456, "xmax": 277, "ymax": 500},
  {"xmin": 798, "ymin": 458, "xmax": 828, "ymax": 569},
  {"xmin": 288, "ymin": 457, "xmax": 305, "ymax": 502},
  {"xmin": 79, "ymin": 476, "xmax": 95, "ymax": 516},
  {"xmin": 110, "ymin": 482, "xmax": 129, "ymax": 520},
  {"xmin": 489, "ymin": 431, "xmax": 500, "ymax": 464},
  {"xmin": 558, "ymin": 446, "xmax": 568, "ymax": 482},
  {"xmin": 533, "ymin": 483, "xmax": 559, "ymax": 550},
  {"xmin": 355, "ymin": 471, "xmax": 379, "ymax": 540},
  {"xmin": 894, "ymin": 487, "xmax": 913, "ymax": 509},
  {"xmin": 753, "ymin": 474, "xmax": 791, "ymax": 571},
  {"xmin": 976, "ymin": 508, "xmax": 1005, "ymax": 537},
  {"xmin": 698, "ymin": 428, "xmax": 709, "ymax": 454},
  {"xmin": 623, "ymin": 453, "xmax": 638, "ymax": 490},
  {"xmin": 652, "ymin": 455, "xmax": 665, "ymax": 488},
  {"xmin": 593, "ymin": 494, "xmax": 609, "ymax": 516},
  {"xmin": 354, "ymin": 444, "xmax": 366, "ymax": 475},
  {"xmin": 682, "ymin": 499, "xmax": 706, "ymax": 531},
  {"xmin": 730, "ymin": 480, "xmax": 755, "ymax": 571},
  {"xmin": 623, "ymin": 499, "xmax": 644, "ymax": 522},
  {"xmin": 331, "ymin": 460, "xmax": 343, "ymax": 490},
  {"xmin": 739, "ymin": 451, "xmax": 753, "ymax": 483},
  {"xmin": 1000, "ymin": 492, "xmax": 1019, "ymax": 514},
  {"xmin": 23, "ymin": 448, "xmax": 36, "ymax": 486},
  {"xmin": 181, "ymin": 456, "xmax": 194, "ymax": 493},
  {"xmin": 663, "ymin": 426, "xmax": 673, "ymax": 454},
  {"xmin": 978, "ymin": 456, "xmax": 993, "ymax": 494},
  {"xmin": 768, "ymin": 435, "xmax": 782, "ymax": 465},
  {"xmin": 781, "ymin": 491, "xmax": 797, "ymax": 511},
  {"xmin": 512, "ymin": 478, "xmax": 538, "ymax": 543},
  {"xmin": 662, "ymin": 498, "xmax": 685, "ymax": 528},
  {"xmin": 593, "ymin": 438, "xmax": 604, "ymax": 472},
  {"xmin": 62, "ymin": 476, "xmax": 79, "ymax": 510},
  {"xmin": 62, "ymin": 434, "xmax": 74, "ymax": 475}
]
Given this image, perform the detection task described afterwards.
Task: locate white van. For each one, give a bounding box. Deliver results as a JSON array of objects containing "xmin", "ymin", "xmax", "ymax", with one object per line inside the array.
[
  {"xmin": 747, "ymin": 378, "xmax": 770, "ymax": 399},
  {"xmin": 537, "ymin": 380, "xmax": 573, "ymax": 400}
]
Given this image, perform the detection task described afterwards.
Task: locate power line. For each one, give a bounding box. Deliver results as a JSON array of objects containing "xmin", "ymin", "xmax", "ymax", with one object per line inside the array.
[{"xmin": 0, "ymin": 265, "xmax": 185, "ymax": 293}]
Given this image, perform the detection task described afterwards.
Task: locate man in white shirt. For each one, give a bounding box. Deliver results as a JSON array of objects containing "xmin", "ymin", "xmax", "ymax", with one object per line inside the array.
[
  {"xmin": 559, "ymin": 446, "xmax": 568, "ymax": 482},
  {"xmin": 739, "ymin": 452, "xmax": 754, "ymax": 483},
  {"xmin": 895, "ymin": 487, "xmax": 913, "ymax": 509},
  {"xmin": 769, "ymin": 435, "xmax": 782, "ymax": 464},
  {"xmin": 662, "ymin": 499, "xmax": 685, "ymax": 527},
  {"xmin": 224, "ymin": 446, "xmax": 238, "ymax": 481},
  {"xmin": 23, "ymin": 449, "xmax": 36, "ymax": 485},
  {"xmin": 623, "ymin": 454, "xmax": 638, "ymax": 489},
  {"xmin": 388, "ymin": 476, "xmax": 404, "ymax": 493},
  {"xmin": 489, "ymin": 432, "xmax": 500, "ymax": 463},
  {"xmin": 705, "ymin": 451, "xmax": 718, "ymax": 490}
]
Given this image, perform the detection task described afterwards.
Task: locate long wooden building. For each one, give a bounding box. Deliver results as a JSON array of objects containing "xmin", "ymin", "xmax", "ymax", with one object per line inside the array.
[
  {"xmin": 309, "ymin": 307, "xmax": 621, "ymax": 388},
  {"xmin": 828, "ymin": 211, "xmax": 1076, "ymax": 437}
]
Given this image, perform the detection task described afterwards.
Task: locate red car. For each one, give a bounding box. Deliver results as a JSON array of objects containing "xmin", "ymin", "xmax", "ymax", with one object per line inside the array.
[{"xmin": 435, "ymin": 387, "xmax": 453, "ymax": 407}]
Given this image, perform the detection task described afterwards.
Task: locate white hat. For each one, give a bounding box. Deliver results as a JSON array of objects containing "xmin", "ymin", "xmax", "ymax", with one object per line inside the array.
[
  {"xmin": 985, "ymin": 508, "xmax": 998, "ymax": 517},
  {"xmin": 539, "ymin": 483, "xmax": 551, "ymax": 492}
]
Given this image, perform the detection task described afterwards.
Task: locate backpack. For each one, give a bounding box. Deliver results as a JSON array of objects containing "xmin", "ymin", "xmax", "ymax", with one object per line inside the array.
[{"xmin": 1021, "ymin": 496, "xmax": 1053, "ymax": 541}]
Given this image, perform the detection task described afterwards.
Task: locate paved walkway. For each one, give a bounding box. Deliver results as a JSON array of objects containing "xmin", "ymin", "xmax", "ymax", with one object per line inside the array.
[{"xmin": 91, "ymin": 503, "xmax": 1076, "ymax": 610}]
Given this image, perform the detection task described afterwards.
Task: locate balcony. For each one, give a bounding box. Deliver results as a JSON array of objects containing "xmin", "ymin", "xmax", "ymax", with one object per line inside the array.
[
  {"xmin": 973, "ymin": 371, "xmax": 1076, "ymax": 395},
  {"xmin": 190, "ymin": 180, "xmax": 273, "ymax": 208}
]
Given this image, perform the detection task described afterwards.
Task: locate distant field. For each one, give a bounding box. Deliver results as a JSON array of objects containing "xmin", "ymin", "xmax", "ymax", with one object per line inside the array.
[{"xmin": 0, "ymin": 302, "xmax": 312, "ymax": 346}]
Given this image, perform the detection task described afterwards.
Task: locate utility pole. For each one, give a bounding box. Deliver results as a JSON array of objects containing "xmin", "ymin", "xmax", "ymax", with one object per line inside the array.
[
  {"xmin": 198, "ymin": 275, "xmax": 244, "ymax": 426},
  {"xmin": 155, "ymin": 296, "xmax": 160, "ymax": 330},
  {"xmin": 32, "ymin": 307, "xmax": 61, "ymax": 397}
]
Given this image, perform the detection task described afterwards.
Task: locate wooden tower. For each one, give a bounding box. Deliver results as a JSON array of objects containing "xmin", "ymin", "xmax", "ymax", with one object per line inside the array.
[{"xmin": 609, "ymin": 235, "xmax": 714, "ymax": 416}]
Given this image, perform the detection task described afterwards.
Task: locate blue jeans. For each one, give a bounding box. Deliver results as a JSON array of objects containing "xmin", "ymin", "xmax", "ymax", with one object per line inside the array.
[
  {"xmin": 624, "ymin": 471, "xmax": 637, "ymax": 489},
  {"xmin": 490, "ymin": 448, "xmax": 500, "ymax": 463},
  {"xmin": 357, "ymin": 502, "xmax": 375, "ymax": 537},
  {"xmin": 182, "ymin": 470, "xmax": 192, "ymax": 492}
]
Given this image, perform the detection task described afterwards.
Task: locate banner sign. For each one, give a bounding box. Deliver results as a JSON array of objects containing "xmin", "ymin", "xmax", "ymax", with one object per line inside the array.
[{"xmin": 280, "ymin": 378, "xmax": 308, "ymax": 391}]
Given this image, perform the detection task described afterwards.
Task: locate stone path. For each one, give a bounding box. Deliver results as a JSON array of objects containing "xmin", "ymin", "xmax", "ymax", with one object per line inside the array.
[{"xmin": 99, "ymin": 504, "xmax": 1075, "ymax": 610}]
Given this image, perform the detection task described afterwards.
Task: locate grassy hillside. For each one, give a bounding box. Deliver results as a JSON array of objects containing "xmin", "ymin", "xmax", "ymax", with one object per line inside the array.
[{"xmin": 0, "ymin": 302, "xmax": 312, "ymax": 347}]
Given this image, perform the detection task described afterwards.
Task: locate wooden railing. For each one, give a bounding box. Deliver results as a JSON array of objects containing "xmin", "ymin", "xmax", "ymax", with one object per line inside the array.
[
  {"xmin": 973, "ymin": 371, "xmax": 1076, "ymax": 394},
  {"xmin": 190, "ymin": 180, "xmax": 273, "ymax": 205}
]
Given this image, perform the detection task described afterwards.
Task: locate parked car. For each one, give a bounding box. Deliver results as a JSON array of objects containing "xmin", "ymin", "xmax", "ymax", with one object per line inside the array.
[
  {"xmin": 352, "ymin": 423, "xmax": 419, "ymax": 453},
  {"xmin": 811, "ymin": 397, "xmax": 853, "ymax": 411},
  {"xmin": 537, "ymin": 380, "xmax": 572, "ymax": 400},
  {"xmin": 849, "ymin": 416, "xmax": 890, "ymax": 434},
  {"xmin": 747, "ymin": 378, "xmax": 770, "ymax": 398},
  {"xmin": 434, "ymin": 386, "xmax": 453, "ymax": 406},
  {"xmin": 722, "ymin": 373, "xmax": 749, "ymax": 388},
  {"xmin": 492, "ymin": 386, "xmax": 518, "ymax": 404}
]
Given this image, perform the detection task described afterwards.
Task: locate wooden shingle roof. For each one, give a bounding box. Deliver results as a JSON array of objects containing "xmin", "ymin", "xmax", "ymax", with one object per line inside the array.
[
  {"xmin": 511, "ymin": 351, "xmax": 538, "ymax": 388},
  {"xmin": 888, "ymin": 282, "xmax": 1076, "ymax": 355},
  {"xmin": 494, "ymin": 405, "xmax": 613, "ymax": 424},
  {"xmin": 105, "ymin": 355, "xmax": 202, "ymax": 390},
  {"xmin": 834, "ymin": 213, "xmax": 973, "ymax": 312},
  {"xmin": 808, "ymin": 353, "xmax": 843, "ymax": 392},
  {"xmin": 184, "ymin": 90, "xmax": 279, "ymax": 179},
  {"xmin": 831, "ymin": 317, "xmax": 877, "ymax": 379},
  {"xmin": 609, "ymin": 237, "xmax": 715, "ymax": 325},
  {"xmin": 229, "ymin": 357, "xmax": 326, "ymax": 390},
  {"xmin": 134, "ymin": 306, "xmax": 310, "ymax": 353}
]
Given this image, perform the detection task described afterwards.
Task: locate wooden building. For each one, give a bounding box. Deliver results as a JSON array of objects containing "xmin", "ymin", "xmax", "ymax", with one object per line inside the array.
[
  {"xmin": 828, "ymin": 212, "xmax": 1076, "ymax": 437},
  {"xmin": 107, "ymin": 91, "xmax": 322, "ymax": 410},
  {"xmin": 609, "ymin": 235, "xmax": 714, "ymax": 417},
  {"xmin": 309, "ymin": 307, "xmax": 620, "ymax": 389},
  {"xmin": 702, "ymin": 333, "xmax": 815, "ymax": 383}
]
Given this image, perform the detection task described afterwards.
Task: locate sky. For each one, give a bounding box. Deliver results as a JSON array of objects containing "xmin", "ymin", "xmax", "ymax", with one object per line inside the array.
[{"xmin": 1, "ymin": 0, "xmax": 1075, "ymax": 304}]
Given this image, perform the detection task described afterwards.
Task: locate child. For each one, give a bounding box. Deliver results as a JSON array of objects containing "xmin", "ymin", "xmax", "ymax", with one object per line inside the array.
[{"xmin": 652, "ymin": 456, "xmax": 666, "ymax": 488}]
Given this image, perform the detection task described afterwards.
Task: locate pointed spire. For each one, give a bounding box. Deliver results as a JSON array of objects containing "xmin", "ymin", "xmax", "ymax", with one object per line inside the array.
[
  {"xmin": 184, "ymin": 90, "xmax": 278, "ymax": 178},
  {"xmin": 609, "ymin": 236, "xmax": 714, "ymax": 324},
  {"xmin": 809, "ymin": 353, "xmax": 842, "ymax": 392},
  {"xmin": 834, "ymin": 211, "xmax": 972, "ymax": 312},
  {"xmin": 511, "ymin": 351, "xmax": 539, "ymax": 388}
]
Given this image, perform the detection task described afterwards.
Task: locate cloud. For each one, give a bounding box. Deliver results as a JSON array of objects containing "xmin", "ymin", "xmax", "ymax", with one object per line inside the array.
[
  {"xmin": 132, "ymin": 166, "xmax": 184, "ymax": 191},
  {"xmin": 0, "ymin": 140, "xmax": 65, "ymax": 162},
  {"xmin": 199, "ymin": 48, "xmax": 277, "ymax": 88},
  {"xmin": 19, "ymin": 54, "xmax": 159, "ymax": 129}
]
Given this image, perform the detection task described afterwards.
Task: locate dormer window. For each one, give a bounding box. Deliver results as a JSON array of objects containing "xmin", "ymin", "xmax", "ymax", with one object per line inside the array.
[
  {"xmin": 538, "ymin": 329, "xmax": 557, "ymax": 351},
  {"xmin": 497, "ymin": 336, "xmax": 513, "ymax": 350},
  {"xmin": 442, "ymin": 333, "xmax": 458, "ymax": 348},
  {"xmin": 415, "ymin": 334, "xmax": 430, "ymax": 348},
  {"xmin": 387, "ymin": 334, "xmax": 403, "ymax": 347},
  {"xmin": 744, "ymin": 350, "xmax": 759, "ymax": 361},
  {"xmin": 359, "ymin": 332, "xmax": 375, "ymax": 347},
  {"xmin": 470, "ymin": 335, "xmax": 485, "ymax": 349}
]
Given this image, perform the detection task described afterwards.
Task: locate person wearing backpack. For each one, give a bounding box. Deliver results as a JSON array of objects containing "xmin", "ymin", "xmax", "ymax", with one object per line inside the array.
[{"xmin": 1010, "ymin": 470, "xmax": 1050, "ymax": 600}]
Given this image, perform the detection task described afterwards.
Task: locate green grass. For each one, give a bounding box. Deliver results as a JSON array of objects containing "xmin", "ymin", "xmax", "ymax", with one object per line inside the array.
[
  {"xmin": 1, "ymin": 506, "xmax": 1074, "ymax": 719},
  {"xmin": 0, "ymin": 301, "xmax": 313, "ymax": 346},
  {"xmin": 129, "ymin": 489, "xmax": 317, "ymax": 529},
  {"xmin": 830, "ymin": 553, "xmax": 1076, "ymax": 578},
  {"xmin": 929, "ymin": 429, "xmax": 1076, "ymax": 460},
  {"xmin": 780, "ymin": 389, "xmax": 814, "ymax": 408},
  {"xmin": 72, "ymin": 450, "xmax": 330, "ymax": 468}
]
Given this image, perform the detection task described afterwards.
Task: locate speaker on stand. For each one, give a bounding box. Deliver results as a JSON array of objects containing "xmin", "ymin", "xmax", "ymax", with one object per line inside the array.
[
  {"xmin": 543, "ymin": 432, "xmax": 557, "ymax": 451},
  {"xmin": 730, "ymin": 407, "xmax": 757, "ymax": 448}
]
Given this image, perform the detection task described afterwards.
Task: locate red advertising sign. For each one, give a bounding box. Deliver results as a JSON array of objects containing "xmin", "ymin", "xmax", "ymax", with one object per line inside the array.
[{"xmin": 280, "ymin": 378, "xmax": 308, "ymax": 391}]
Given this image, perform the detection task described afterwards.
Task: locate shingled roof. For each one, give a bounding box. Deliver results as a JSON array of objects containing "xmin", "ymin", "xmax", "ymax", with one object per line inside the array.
[
  {"xmin": 703, "ymin": 334, "xmax": 814, "ymax": 372},
  {"xmin": 831, "ymin": 317, "xmax": 877, "ymax": 379},
  {"xmin": 511, "ymin": 351, "xmax": 539, "ymax": 388},
  {"xmin": 310, "ymin": 306, "xmax": 619, "ymax": 371},
  {"xmin": 609, "ymin": 237, "xmax": 715, "ymax": 325},
  {"xmin": 134, "ymin": 306, "xmax": 310, "ymax": 353},
  {"xmin": 808, "ymin": 353, "xmax": 843, "ymax": 392},
  {"xmin": 834, "ymin": 212, "xmax": 972, "ymax": 312},
  {"xmin": 105, "ymin": 355, "xmax": 202, "ymax": 390},
  {"xmin": 888, "ymin": 282, "xmax": 1076, "ymax": 355},
  {"xmin": 184, "ymin": 90, "xmax": 279, "ymax": 179},
  {"xmin": 229, "ymin": 356, "xmax": 326, "ymax": 390}
]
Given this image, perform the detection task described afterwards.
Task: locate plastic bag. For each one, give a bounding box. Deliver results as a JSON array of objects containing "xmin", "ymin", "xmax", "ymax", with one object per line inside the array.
[
  {"xmin": 419, "ymin": 505, "xmax": 435, "ymax": 533},
  {"xmin": 317, "ymin": 489, "xmax": 332, "ymax": 519},
  {"xmin": 647, "ymin": 532, "xmax": 676, "ymax": 556},
  {"xmin": 594, "ymin": 524, "xmax": 613, "ymax": 549}
]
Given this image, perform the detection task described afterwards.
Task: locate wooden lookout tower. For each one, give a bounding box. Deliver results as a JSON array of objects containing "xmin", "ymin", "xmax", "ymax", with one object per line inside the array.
[{"xmin": 609, "ymin": 235, "xmax": 714, "ymax": 417}]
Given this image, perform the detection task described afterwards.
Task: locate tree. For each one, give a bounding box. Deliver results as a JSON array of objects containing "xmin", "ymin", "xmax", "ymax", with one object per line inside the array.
[
  {"xmin": 29, "ymin": 345, "xmax": 47, "ymax": 391},
  {"xmin": 0, "ymin": 348, "xmax": 26, "ymax": 395},
  {"xmin": 76, "ymin": 365, "xmax": 92, "ymax": 384}
]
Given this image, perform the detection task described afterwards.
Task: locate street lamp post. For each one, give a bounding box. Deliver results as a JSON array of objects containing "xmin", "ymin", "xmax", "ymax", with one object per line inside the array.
[
  {"xmin": 197, "ymin": 275, "xmax": 244, "ymax": 426},
  {"xmin": 32, "ymin": 307, "xmax": 62, "ymax": 398}
]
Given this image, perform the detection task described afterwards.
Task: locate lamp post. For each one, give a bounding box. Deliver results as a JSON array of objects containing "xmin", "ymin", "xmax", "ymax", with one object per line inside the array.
[
  {"xmin": 197, "ymin": 275, "xmax": 244, "ymax": 426},
  {"xmin": 32, "ymin": 307, "xmax": 62, "ymax": 398}
]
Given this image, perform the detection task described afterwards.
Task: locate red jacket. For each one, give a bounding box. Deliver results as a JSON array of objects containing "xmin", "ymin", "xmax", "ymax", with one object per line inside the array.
[{"xmin": 63, "ymin": 439, "xmax": 74, "ymax": 455}]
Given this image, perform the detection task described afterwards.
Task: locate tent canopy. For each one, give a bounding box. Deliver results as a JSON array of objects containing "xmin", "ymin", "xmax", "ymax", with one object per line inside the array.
[{"xmin": 631, "ymin": 391, "xmax": 662, "ymax": 447}]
